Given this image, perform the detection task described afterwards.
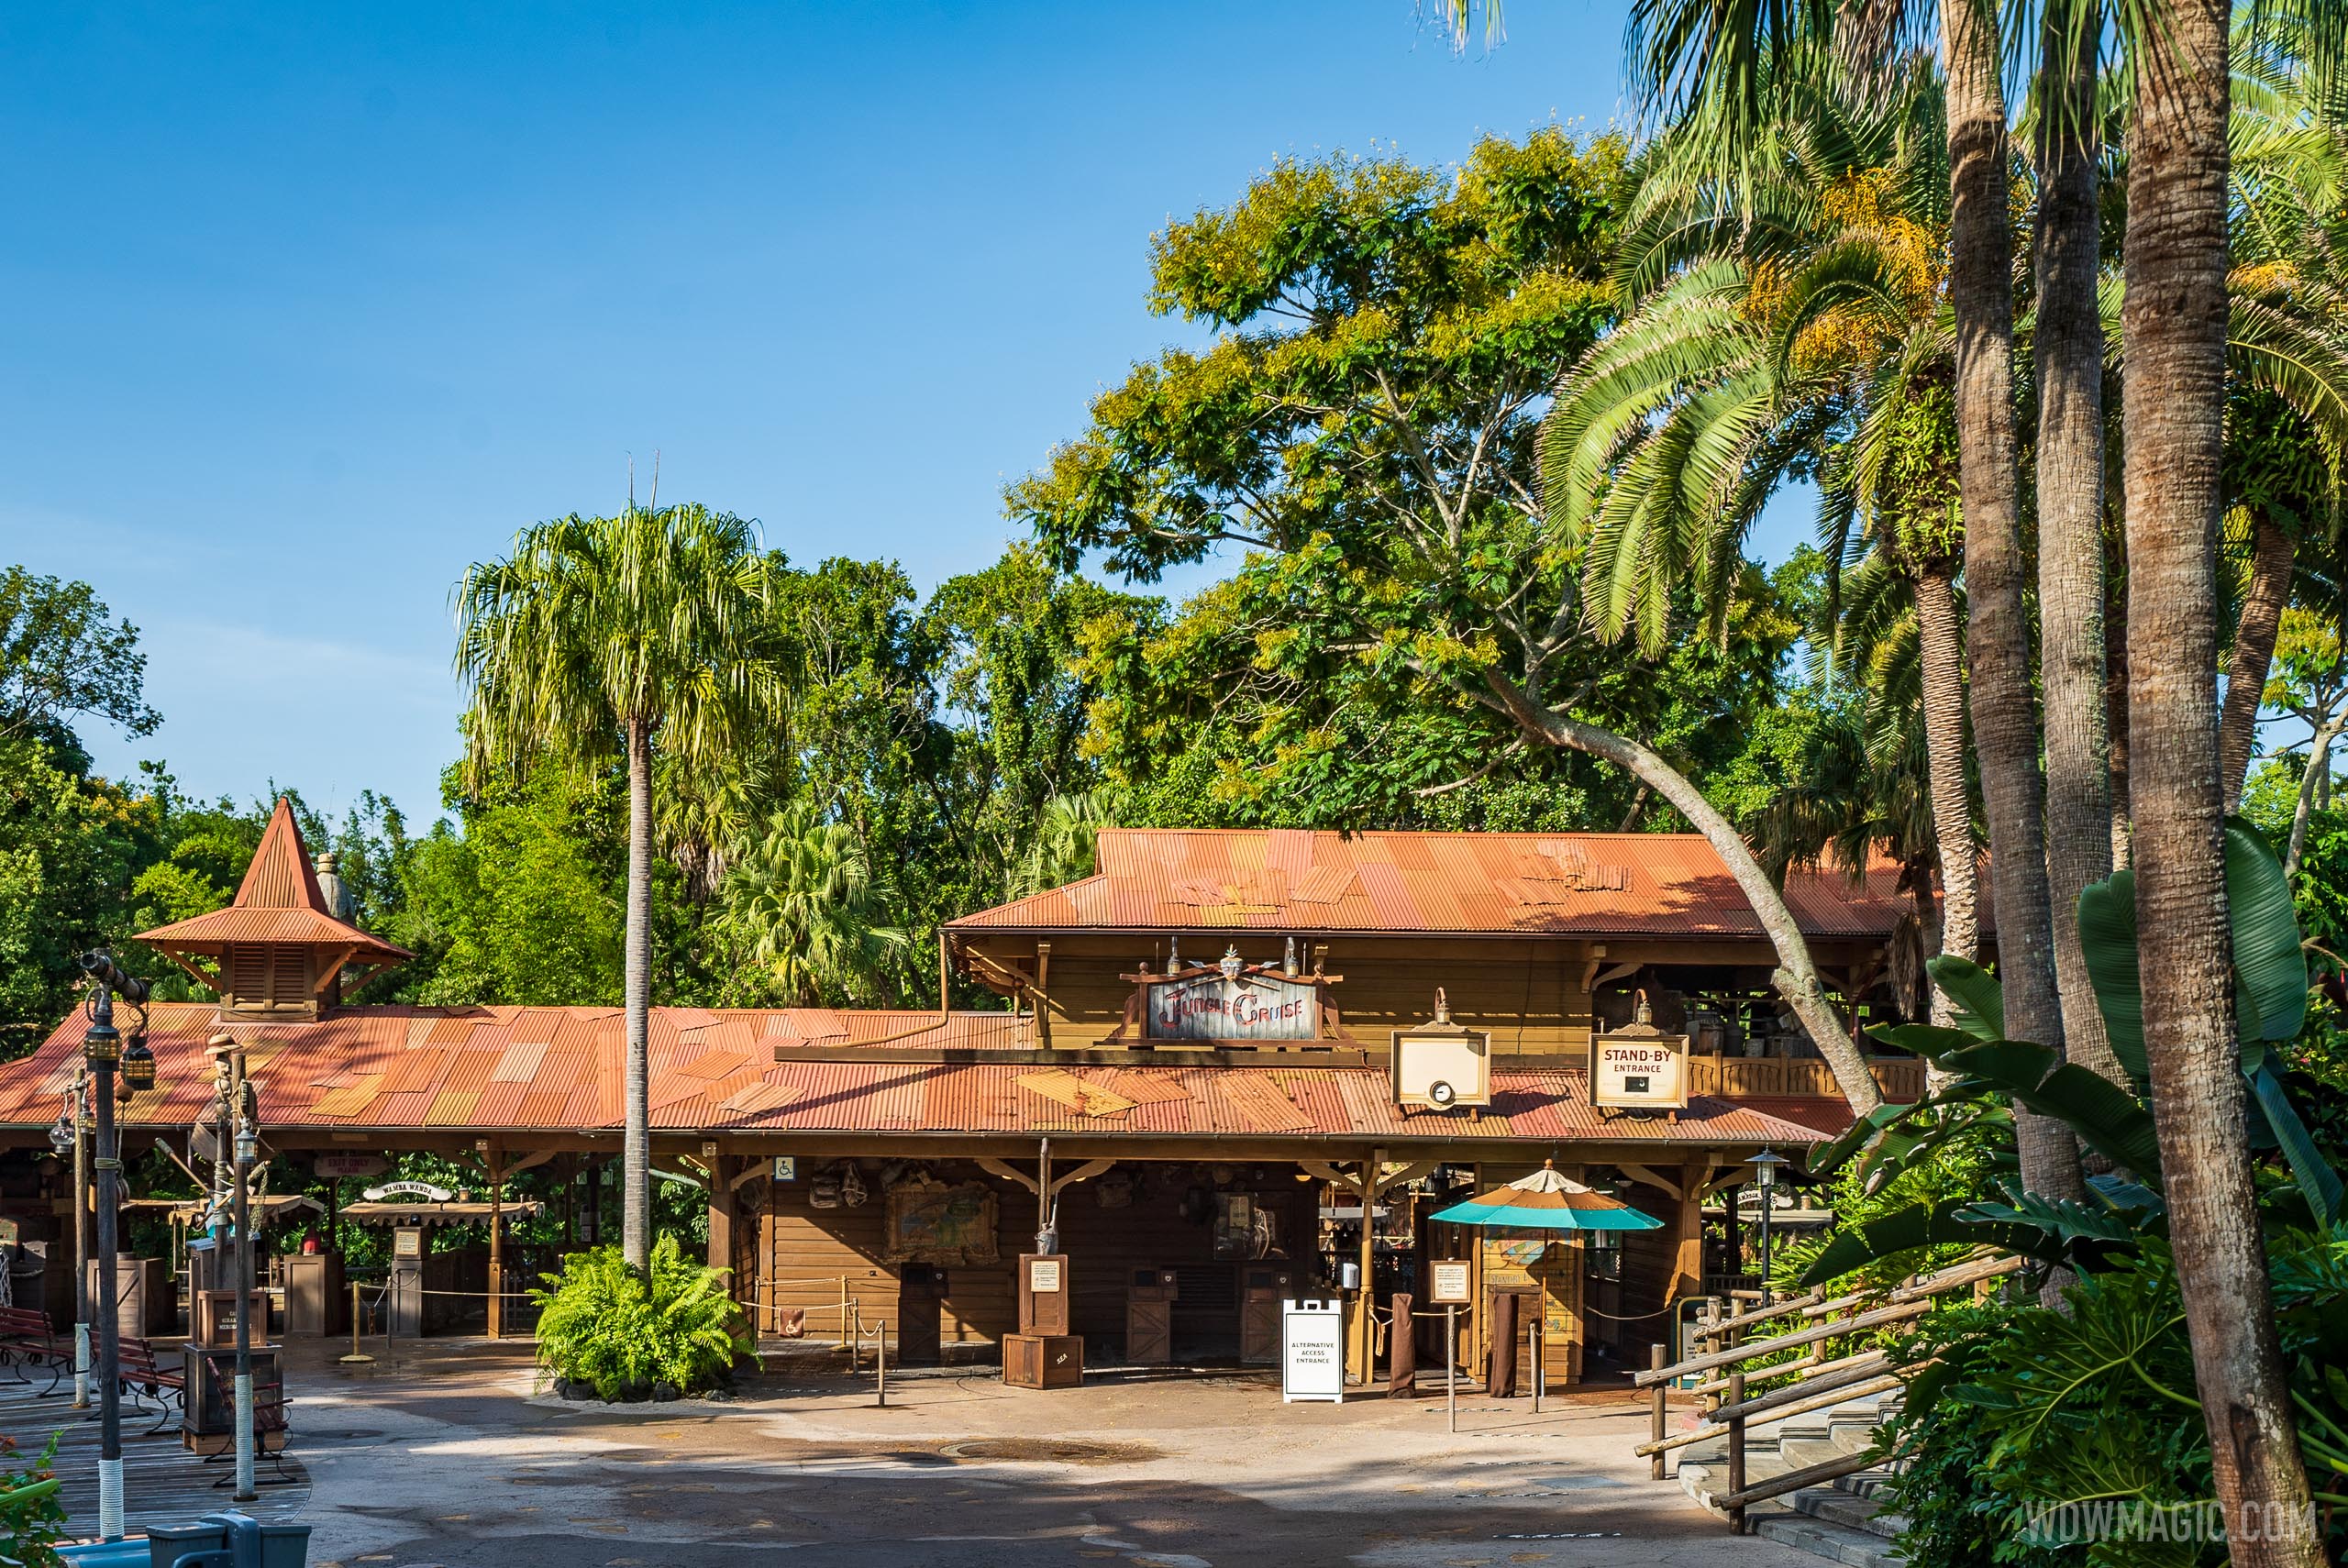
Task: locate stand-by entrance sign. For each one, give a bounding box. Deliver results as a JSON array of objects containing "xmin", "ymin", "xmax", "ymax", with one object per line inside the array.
[{"xmin": 1281, "ymin": 1297, "xmax": 1345, "ymax": 1404}]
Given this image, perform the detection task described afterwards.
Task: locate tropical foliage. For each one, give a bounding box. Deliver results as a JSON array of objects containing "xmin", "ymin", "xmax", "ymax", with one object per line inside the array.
[{"xmin": 529, "ymin": 1234, "xmax": 748, "ymax": 1401}]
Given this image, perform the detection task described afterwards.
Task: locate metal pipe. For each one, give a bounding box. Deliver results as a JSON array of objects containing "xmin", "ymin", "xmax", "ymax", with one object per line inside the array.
[
  {"xmin": 231, "ymin": 1049, "xmax": 256, "ymax": 1503},
  {"xmin": 71, "ymin": 1074, "xmax": 90, "ymax": 1410},
  {"xmin": 1445, "ymin": 1304, "xmax": 1457, "ymax": 1433}
]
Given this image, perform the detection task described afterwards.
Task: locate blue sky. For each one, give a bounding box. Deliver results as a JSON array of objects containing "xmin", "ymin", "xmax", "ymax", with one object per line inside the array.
[{"xmin": 3, "ymin": 2, "xmax": 1811, "ymax": 826}]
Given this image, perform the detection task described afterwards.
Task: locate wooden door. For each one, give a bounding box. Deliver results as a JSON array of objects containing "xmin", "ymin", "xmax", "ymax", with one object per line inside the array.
[
  {"xmin": 897, "ymin": 1264, "xmax": 943, "ymax": 1365},
  {"xmin": 1126, "ymin": 1296, "xmax": 1171, "ymax": 1364}
]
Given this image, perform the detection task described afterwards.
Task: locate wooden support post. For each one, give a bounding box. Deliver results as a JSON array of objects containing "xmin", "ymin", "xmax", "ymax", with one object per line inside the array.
[
  {"xmin": 1725, "ymin": 1369, "xmax": 1746, "ymax": 1533},
  {"xmin": 705, "ymin": 1148, "xmax": 734, "ymax": 1275},
  {"xmin": 486, "ymin": 1142, "xmax": 504, "ymax": 1341},
  {"xmin": 1670, "ymin": 1159, "xmax": 1706, "ymax": 1305},
  {"xmin": 1649, "ymin": 1343, "xmax": 1668, "ymax": 1478}
]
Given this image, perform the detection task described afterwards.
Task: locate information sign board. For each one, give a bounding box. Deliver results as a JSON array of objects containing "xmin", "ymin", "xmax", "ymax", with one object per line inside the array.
[
  {"xmin": 1428, "ymin": 1260, "xmax": 1471, "ymax": 1305},
  {"xmin": 1281, "ymin": 1297, "xmax": 1346, "ymax": 1404}
]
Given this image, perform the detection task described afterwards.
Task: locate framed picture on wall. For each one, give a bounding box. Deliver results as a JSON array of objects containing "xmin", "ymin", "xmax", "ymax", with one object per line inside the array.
[{"xmin": 883, "ymin": 1177, "xmax": 1000, "ymax": 1265}]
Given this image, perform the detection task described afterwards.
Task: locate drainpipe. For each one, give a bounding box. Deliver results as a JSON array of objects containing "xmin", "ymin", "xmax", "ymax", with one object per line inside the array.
[{"xmin": 845, "ymin": 932, "xmax": 957, "ymax": 1047}]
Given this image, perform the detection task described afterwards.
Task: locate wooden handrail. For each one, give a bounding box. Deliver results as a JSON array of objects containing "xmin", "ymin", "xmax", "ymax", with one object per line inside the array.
[
  {"xmin": 1634, "ymin": 1374, "xmax": 1905, "ymax": 1458},
  {"xmin": 1710, "ymin": 1444, "xmax": 1896, "ymax": 1513},
  {"xmin": 1708, "ymin": 1287, "xmax": 1831, "ymax": 1337},
  {"xmin": 1713, "ymin": 1366, "xmax": 1909, "ymax": 1424},
  {"xmin": 1636, "ymin": 1297, "xmax": 1933, "ymax": 1386}
]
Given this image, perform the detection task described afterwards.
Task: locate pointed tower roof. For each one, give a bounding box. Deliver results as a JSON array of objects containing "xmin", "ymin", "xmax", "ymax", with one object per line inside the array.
[{"xmin": 137, "ymin": 796, "xmax": 411, "ymax": 966}]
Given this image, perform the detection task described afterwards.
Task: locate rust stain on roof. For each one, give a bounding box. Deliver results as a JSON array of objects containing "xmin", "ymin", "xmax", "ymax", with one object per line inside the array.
[
  {"xmin": 1015, "ymin": 1069, "xmax": 1137, "ymax": 1119},
  {"xmin": 947, "ymin": 827, "xmax": 1939, "ymax": 941}
]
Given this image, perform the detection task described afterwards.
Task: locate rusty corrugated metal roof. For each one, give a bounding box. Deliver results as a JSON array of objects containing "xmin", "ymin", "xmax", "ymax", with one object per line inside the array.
[
  {"xmin": 947, "ymin": 828, "xmax": 1935, "ymax": 940},
  {"xmin": 0, "ymin": 1000, "xmax": 1842, "ymax": 1144}
]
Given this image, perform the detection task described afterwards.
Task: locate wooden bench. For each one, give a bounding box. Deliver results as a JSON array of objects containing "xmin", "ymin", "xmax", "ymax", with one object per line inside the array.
[{"xmin": 0, "ymin": 1307, "xmax": 69, "ymax": 1394}]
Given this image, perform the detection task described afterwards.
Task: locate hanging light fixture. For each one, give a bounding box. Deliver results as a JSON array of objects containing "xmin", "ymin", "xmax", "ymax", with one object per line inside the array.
[{"xmin": 120, "ymin": 1035, "xmax": 156, "ymax": 1094}]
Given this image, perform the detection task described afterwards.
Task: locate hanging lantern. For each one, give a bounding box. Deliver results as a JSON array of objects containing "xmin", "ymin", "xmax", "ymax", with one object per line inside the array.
[{"xmin": 120, "ymin": 1036, "xmax": 157, "ymax": 1093}]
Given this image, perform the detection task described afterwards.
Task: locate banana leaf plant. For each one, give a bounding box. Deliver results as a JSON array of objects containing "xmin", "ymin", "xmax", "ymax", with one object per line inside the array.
[{"xmin": 1800, "ymin": 821, "xmax": 2341, "ymax": 1286}]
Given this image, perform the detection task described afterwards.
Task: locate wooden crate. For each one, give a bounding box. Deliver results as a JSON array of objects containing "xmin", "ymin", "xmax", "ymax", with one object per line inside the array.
[{"xmin": 1002, "ymin": 1333, "xmax": 1082, "ymax": 1389}]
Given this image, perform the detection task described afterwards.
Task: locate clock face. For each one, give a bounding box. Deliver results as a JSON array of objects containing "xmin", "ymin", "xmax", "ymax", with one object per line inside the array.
[{"xmin": 1391, "ymin": 1031, "xmax": 1490, "ymax": 1109}]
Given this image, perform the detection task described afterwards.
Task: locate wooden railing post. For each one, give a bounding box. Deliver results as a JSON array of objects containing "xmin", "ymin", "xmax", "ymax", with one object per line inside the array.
[
  {"xmin": 1649, "ymin": 1343, "xmax": 1667, "ymax": 1479},
  {"xmin": 1725, "ymin": 1369, "xmax": 1746, "ymax": 1534}
]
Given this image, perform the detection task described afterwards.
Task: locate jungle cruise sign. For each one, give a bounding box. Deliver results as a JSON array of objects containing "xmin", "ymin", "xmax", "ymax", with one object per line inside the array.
[
  {"xmin": 1147, "ymin": 966, "xmax": 1321, "ymax": 1041},
  {"xmin": 1104, "ymin": 943, "xmax": 1342, "ymax": 1044}
]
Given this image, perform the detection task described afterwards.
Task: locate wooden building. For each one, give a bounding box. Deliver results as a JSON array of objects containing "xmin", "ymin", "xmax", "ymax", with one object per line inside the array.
[{"xmin": 0, "ymin": 812, "xmax": 1928, "ymax": 1387}]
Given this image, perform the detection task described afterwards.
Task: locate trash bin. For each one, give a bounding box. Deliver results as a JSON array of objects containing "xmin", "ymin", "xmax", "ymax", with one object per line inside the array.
[
  {"xmin": 143, "ymin": 1520, "xmax": 227, "ymax": 1567},
  {"xmin": 51, "ymin": 1512, "xmax": 313, "ymax": 1568}
]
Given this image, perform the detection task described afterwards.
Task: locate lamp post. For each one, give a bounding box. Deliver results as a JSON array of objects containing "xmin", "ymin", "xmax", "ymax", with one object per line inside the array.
[
  {"xmin": 1747, "ymin": 1148, "xmax": 1788, "ymax": 1309},
  {"xmin": 75, "ymin": 950, "xmax": 149, "ymax": 1543},
  {"xmin": 210, "ymin": 1030, "xmax": 258, "ymax": 1504}
]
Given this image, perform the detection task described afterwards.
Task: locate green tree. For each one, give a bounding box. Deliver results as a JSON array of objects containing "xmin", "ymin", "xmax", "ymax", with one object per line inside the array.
[
  {"xmin": 715, "ymin": 802, "xmax": 905, "ymax": 1005},
  {"xmin": 393, "ymin": 768, "xmax": 626, "ymax": 1008},
  {"xmin": 1013, "ymin": 130, "xmax": 1882, "ymax": 1110},
  {"xmin": 456, "ymin": 504, "xmax": 779, "ymax": 1274},
  {"xmin": 0, "ymin": 567, "xmax": 159, "ymax": 745}
]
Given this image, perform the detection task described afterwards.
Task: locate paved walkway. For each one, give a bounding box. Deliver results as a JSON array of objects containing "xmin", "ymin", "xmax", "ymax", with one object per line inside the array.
[{"xmin": 267, "ymin": 1338, "xmax": 1821, "ymax": 1568}]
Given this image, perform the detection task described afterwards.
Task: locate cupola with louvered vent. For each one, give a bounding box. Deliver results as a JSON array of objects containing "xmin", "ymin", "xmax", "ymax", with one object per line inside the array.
[{"xmin": 137, "ymin": 796, "xmax": 410, "ymax": 1019}]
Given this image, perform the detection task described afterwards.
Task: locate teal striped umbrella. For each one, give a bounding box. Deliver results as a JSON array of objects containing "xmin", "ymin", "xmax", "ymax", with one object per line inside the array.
[{"xmin": 1430, "ymin": 1161, "xmax": 1663, "ymax": 1232}]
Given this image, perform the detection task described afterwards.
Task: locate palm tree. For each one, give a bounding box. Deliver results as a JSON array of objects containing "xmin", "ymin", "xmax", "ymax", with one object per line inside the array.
[
  {"xmin": 457, "ymin": 503, "xmax": 778, "ymax": 1275},
  {"xmin": 716, "ymin": 802, "xmax": 908, "ymax": 1005},
  {"xmin": 1545, "ymin": 64, "xmax": 1996, "ymax": 1030},
  {"xmin": 2122, "ymin": 0, "xmax": 2325, "ymax": 1554},
  {"xmin": 2218, "ymin": 19, "xmax": 2348, "ymax": 805},
  {"xmin": 2031, "ymin": 0, "xmax": 2127, "ymax": 1092}
]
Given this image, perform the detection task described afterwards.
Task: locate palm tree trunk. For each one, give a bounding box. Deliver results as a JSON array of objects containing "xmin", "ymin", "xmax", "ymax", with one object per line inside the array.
[
  {"xmin": 2287, "ymin": 712, "xmax": 2343, "ymax": 877},
  {"xmin": 2108, "ymin": 563, "xmax": 2134, "ymax": 865},
  {"xmin": 2124, "ymin": 0, "xmax": 2324, "ymax": 1555},
  {"xmin": 1943, "ymin": 0, "xmax": 2084, "ymax": 1200},
  {"xmin": 1912, "ymin": 563, "xmax": 1977, "ymax": 1032},
  {"xmin": 2033, "ymin": 17, "xmax": 2127, "ymax": 1090},
  {"xmin": 1485, "ymin": 674, "xmax": 1884, "ymax": 1115},
  {"xmin": 2220, "ymin": 514, "xmax": 2297, "ymax": 809},
  {"xmin": 623, "ymin": 716, "xmax": 655, "ymax": 1275}
]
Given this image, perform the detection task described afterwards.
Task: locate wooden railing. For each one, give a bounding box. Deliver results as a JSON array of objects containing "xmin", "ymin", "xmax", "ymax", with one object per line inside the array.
[
  {"xmin": 1634, "ymin": 1252, "xmax": 2023, "ymax": 1531},
  {"xmin": 1687, "ymin": 1055, "xmax": 1925, "ymax": 1103}
]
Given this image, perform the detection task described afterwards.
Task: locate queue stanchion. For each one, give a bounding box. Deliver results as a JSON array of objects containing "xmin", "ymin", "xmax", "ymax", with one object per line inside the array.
[{"xmin": 340, "ymin": 1282, "xmax": 374, "ymax": 1365}]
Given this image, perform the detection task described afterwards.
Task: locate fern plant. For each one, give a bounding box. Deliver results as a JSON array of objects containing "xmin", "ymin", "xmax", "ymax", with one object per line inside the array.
[{"xmin": 530, "ymin": 1234, "xmax": 748, "ymax": 1400}]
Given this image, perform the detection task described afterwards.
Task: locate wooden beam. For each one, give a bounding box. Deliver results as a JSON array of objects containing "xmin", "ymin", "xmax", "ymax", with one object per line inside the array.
[
  {"xmin": 309, "ymin": 945, "xmax": 361, "ymax": 998},
  {"xmin": 1615, "ymin": 1163, "xmax": 1682, "ymax": 1200},
  {"xmin": 975, "ymin": 1154, "xmax": 1041, "ymax": 1195},
  {"xmin": 1035, "ymin": 942, "xmax": 1053, "ymax": 1051},
  {"xmin": 1047, "ymin": 1157, "xmax": 1115, "ymax": 1202},
  {"xmin": 158, "ymin": 950, "xmax": 222, "ymax": 995},
  {"xmin": 1590, "ymin": 961, "xmax": 1643, "ymax": 991},
  {"xmin": 768, "ymin": 1043, "xmax": 1377, "ymax": 1067},
  {"xmin": 730, "ymin": 1158, "xmax": 774, "ymax": 1193}
]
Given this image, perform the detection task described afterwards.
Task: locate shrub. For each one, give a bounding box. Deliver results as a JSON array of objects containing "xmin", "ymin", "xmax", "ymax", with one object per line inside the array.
[
  {"xmin": 530, "ymin": 1234, "xmax": 748, "ymax": 1400},
  {"xmin": 0, "ymin": 1430, "xmax": 66, "ymax": 1568}
]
